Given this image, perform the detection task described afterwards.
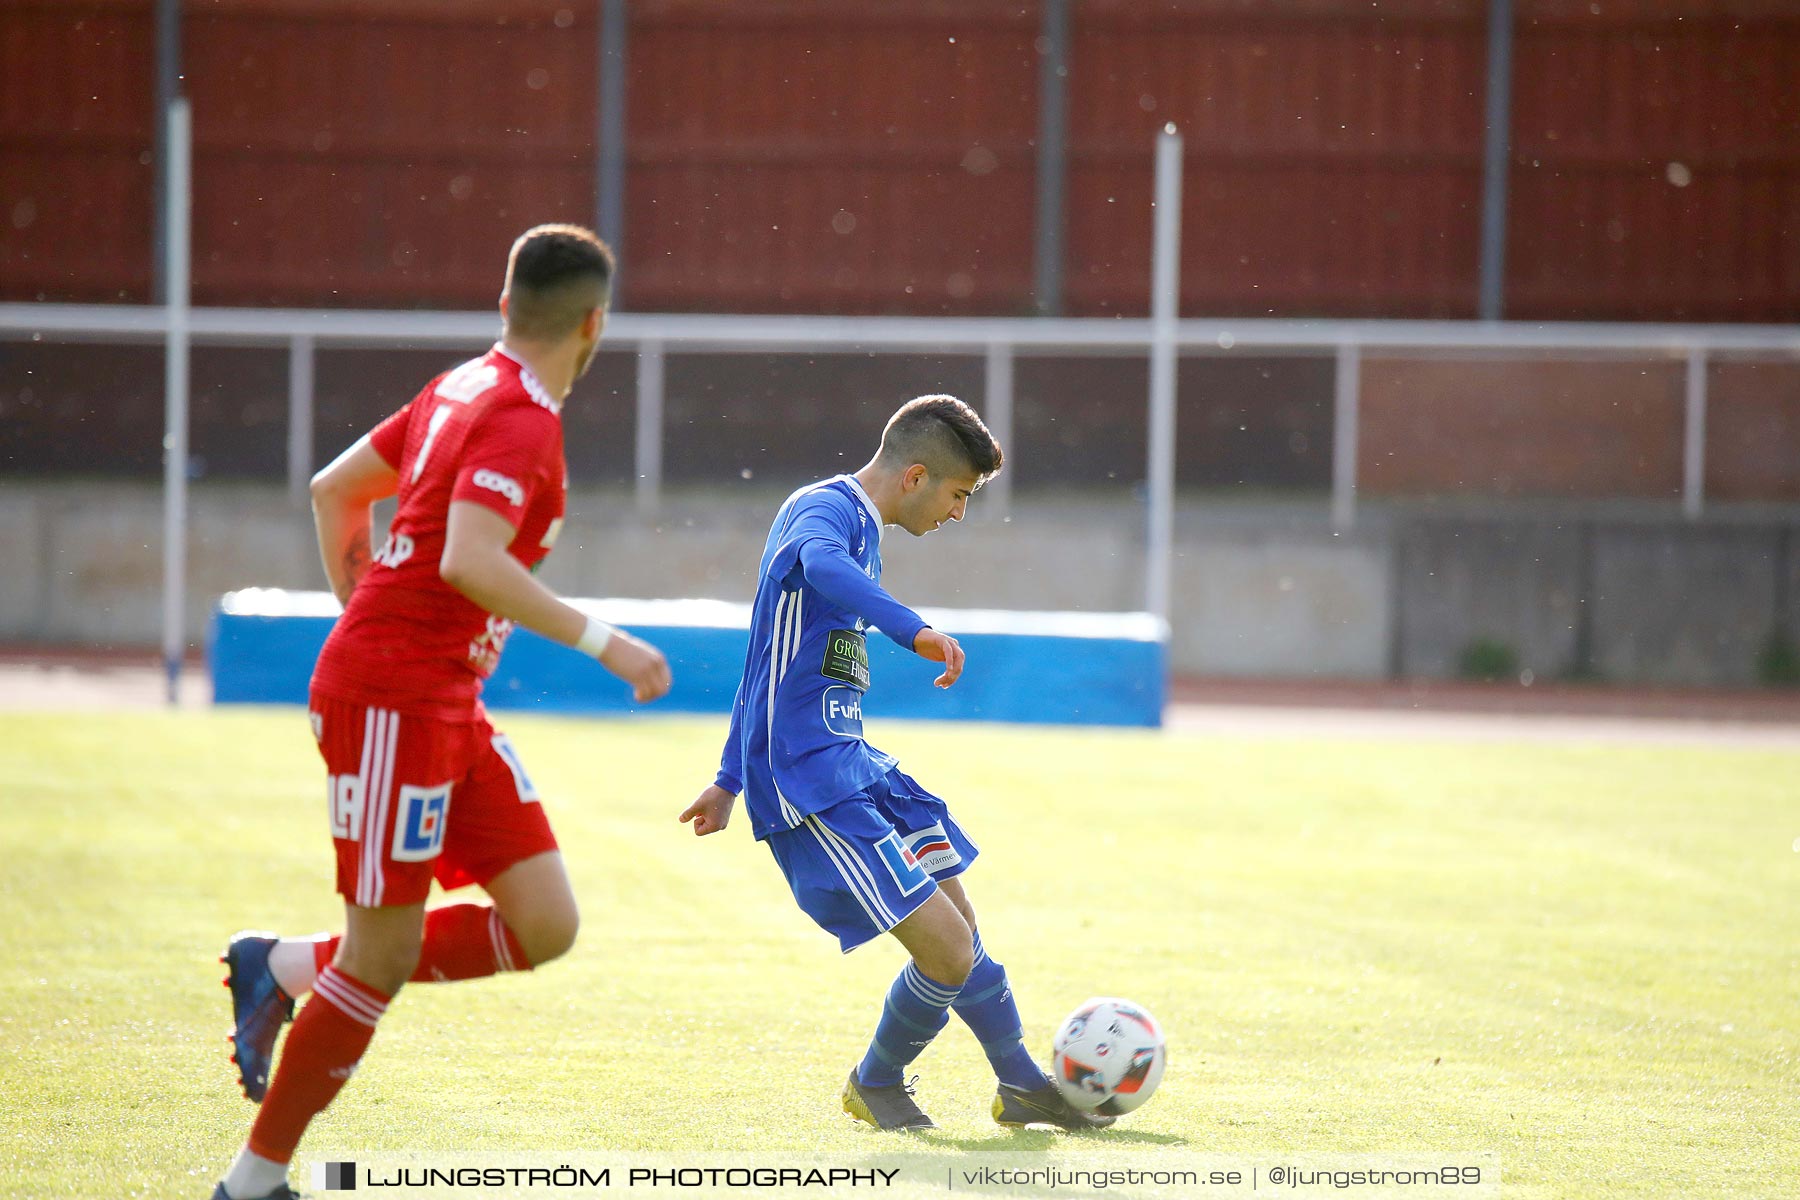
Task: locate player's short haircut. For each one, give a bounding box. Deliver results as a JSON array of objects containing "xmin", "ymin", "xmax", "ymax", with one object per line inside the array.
[
  {"xmin": 874, "ymin": 394, "xmax": 1004, "ymax": 482},
  {"xmin": 502, "ymin": 224, "xmax": 615, "ymax": 340}
]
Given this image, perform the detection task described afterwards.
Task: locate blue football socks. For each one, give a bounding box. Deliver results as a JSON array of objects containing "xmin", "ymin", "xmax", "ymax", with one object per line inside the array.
[
  {"xmin": 951, "ymin": 931, "xmax": 1045, "ymax": 1090},
  {"xmin": 856, "ymin": 962, "xmax": 960, "ymax": 1088}
]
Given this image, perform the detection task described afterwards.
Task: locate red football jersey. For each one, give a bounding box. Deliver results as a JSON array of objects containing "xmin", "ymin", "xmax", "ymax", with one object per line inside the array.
[{"xmin": 312, "ymin": 345, "xmax": 567, "ymax": 720}]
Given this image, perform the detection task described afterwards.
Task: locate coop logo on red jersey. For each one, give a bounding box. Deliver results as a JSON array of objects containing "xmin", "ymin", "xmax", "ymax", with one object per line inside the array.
[
  {"xmin": 372, "ymin": 531, "xmax": 414, "ymax": 569},
  {"xmin": 471, "ymin": 469, "xmax": 525, "ymax": 507}
]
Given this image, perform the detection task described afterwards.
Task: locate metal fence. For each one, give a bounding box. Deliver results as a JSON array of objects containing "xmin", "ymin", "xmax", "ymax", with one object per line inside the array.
[
  {"xmin": 7, "ymin": 296, "xmax": 1800, "ymax": 701},
  {"xmin": 6, "ymin": 299, "xmax": 1798, "ymax": 523}
]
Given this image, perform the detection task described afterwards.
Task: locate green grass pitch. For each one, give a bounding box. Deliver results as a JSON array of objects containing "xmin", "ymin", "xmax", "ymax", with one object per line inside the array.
[{"xmin": 1, "ymin": 708, "xmax": 1794, "ymax": 1198}]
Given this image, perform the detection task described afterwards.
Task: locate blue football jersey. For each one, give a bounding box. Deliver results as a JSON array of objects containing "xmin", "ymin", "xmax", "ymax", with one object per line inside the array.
[{"xmin": 714, "ymin": 475, "xmax": 929, "ymax": 840}]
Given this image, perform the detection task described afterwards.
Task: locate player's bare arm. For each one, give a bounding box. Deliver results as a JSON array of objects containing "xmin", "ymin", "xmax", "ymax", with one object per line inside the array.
[
  {"xmin": 678, "ymin": 784, "xmax": 736, "ymax": 836},
  {"xmin": 911, "ymin": 628, "xmax": 964, "ymax": 689},
  {"xmin": 440, "ymin": 500, "xmax": 672, "ymax": 702},
  {"xmin": 310, "ymin": 434, "xmax": 399, "ymax": 606}
]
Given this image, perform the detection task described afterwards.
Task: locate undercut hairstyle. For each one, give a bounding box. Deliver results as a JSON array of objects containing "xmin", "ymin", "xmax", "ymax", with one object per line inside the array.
[
  {"xmin": 874, "ymin": 394, "xmax": 1004, "ymax": 482},
  {"xmin": 502, "ymin": 224, "xmax": 615, "ymax": 340}
]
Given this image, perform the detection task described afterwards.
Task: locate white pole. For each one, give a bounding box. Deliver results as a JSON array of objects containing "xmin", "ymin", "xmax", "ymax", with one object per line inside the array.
[
  {"xmin": 1683, "ymin": 347, "xmax": 1706, "ymax": 520},
  {"xmin": 635, "ymin": 339, "xmax": 665, "ymax": 514},
  {"xmin": 1332, "ymin": 342, "xmax": 1361, "ymax": 531},
  {"xmin": 287, "ymin": 333, "xmax": 315, "ymax": 507},
  {"xmin": 1146, "ymin": 124, "xmax": 1182, "ymax": 621},
  {"xmin": 162, "ymin": 96, "xmax": 191, "ymax": 704},
  {"xmin": 983, "ymin": 341, "xmax": 1014, "ymax": 520}
]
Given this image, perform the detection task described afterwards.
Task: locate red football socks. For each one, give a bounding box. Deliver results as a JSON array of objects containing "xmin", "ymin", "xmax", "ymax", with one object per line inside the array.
[
  {"xmin": 306, "ymin": 903, "xmax": 530, "ymax": 985},
  {"xmin": 247, "ymin": 966, "xmax": 388, "ymax": 1163}
]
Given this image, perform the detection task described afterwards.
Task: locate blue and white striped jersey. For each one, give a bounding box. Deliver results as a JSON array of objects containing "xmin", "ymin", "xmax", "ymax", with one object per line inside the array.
[{"xmin": 714, "ymin": 474, "xmax": 929, "ymax": 840}]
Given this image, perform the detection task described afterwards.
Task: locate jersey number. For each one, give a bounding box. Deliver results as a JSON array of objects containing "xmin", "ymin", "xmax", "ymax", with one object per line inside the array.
[
  {"xmin": 411, "ymin": 405, "xmax": 455, "ymax": 482},
  {"xmin": 412, "ymin": 360, "xmax": 497, "ymax": 482}
]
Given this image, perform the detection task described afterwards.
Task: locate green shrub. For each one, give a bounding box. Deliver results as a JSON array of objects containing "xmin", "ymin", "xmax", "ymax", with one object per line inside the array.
[
  {"xmin": 1757, "ymin": 631, "xmax": 1800, "ymax": 687},
  {"xmin": 1458, "ymin": 637, "xmax": 1519, "ymax": 682}
]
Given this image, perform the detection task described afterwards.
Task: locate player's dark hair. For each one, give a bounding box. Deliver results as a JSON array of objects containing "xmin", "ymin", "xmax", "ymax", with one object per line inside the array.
[
  {"xmin": 875, "ymin": 394, "xmax": 1004, "ymax": 482},
  {"xmin": 502, "ymin": 224, "xmax": 615, "ymax": 340}
]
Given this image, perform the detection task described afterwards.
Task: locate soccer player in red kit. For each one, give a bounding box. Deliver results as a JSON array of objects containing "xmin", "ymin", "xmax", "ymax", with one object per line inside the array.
[{"xmin": 209, "ymin": 225, "xmax": 671, "ymax": 1200}]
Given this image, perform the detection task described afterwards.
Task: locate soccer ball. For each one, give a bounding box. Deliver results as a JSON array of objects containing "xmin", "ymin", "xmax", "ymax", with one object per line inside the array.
[{"xmin": 1051, "ymin": 997, "xmax": 1167, "ymax": 1116}]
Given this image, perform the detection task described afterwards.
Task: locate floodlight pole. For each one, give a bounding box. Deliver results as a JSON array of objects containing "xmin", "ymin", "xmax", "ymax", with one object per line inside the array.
[
  {"xmin": 597, "ymin": 0, "xmax": 628, "ymax": 303},
  {"xmin": 1683, "ymin": 347, "xmax": 1707, "ymax": 519},
  {"xmin": 1032, "ymin": 0, "xmax": 1070, "ymax": 316},
  {"xmin": 152, "ymin": 0, "xmax": 181, "ymax": 303},
  {"xmin": 1145, "ymin": 125, "xmax": 1182, "ymax": 623},
  {"xmin": 162, "ymin": 97, "xmax": 192, "ymax": 705},
  {"xmin": 1332, "ymin": 343, "xmax": 1361, "ymax": 531},
  {"xmin": 287, "ymin": 334, "xmax": 316, "ymax": 507},
  {"xmin": 635, "ymin": 339, "xmax": 665, "ymax": 514},
  {"xmin": 1477, "ymin": 0, "xmax": 1515, "ymax": 320},
  {"xmin": 983, "ymin": 341, "xmax": 1014, "ymax": 519}
]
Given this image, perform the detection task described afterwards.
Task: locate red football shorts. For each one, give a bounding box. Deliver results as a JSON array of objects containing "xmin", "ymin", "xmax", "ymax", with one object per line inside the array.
[{"xmin": 308, "ymin": 689, "xmax": 559, "ymax": 907}]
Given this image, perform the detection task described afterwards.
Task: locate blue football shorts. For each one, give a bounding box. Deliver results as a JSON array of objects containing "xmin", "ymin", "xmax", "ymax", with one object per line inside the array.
[{"xmin": 766, "ymin": 766, "xmax": 981, "ymax": 953}]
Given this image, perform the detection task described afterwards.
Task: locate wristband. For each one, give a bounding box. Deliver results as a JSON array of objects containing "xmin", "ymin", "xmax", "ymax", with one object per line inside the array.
[{"xmin": 575, "ymin": 615, "xmax": 618, "ymax": 658}]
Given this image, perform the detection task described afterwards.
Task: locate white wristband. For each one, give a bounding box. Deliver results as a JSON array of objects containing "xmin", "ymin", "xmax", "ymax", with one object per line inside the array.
[{"xmin": 575, "ymin": 615, "xmax": 617, "ymax": 658}]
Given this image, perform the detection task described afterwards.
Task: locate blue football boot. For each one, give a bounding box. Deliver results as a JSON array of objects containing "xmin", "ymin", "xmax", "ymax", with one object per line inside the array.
[{"xmin": 221, "ymin": 931, "xmax": 295, "ymax": 1103}]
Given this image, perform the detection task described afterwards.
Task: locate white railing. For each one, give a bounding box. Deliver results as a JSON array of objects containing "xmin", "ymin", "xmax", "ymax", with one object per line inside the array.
[
  {"xmin": 6, "ymin": 300, "xmax": 1798, "ymax": 523},
  {"xmin": 7, "ymin": 298, "xmax": 1800, "ymax": 702}
]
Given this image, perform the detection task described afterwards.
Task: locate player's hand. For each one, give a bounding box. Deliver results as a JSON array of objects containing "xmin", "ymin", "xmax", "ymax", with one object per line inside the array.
[
  {"xmin": 680, "ymin": 785, "xmax": 737, "ymax": 836},
  {"xmin": 912, "ymin": 628, "xmax": 964, "ymax": 689},
  {"xmin": 598, "ymin": 631, "xmax": 673, "ymax": 703}
]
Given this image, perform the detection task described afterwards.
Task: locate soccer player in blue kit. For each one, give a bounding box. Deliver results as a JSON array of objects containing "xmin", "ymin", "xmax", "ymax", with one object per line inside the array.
[{"xmin": 679, "ymin": 395, "xmax": 1111, "ymax": 1132}]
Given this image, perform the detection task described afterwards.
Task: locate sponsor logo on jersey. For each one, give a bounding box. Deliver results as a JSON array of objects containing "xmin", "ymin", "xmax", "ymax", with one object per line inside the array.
[
  {"xmin": 902, "ymin": 823, "xmax": 961, "ymax": 874},
  {"xmin": 372, "ymin": 531, "xmax": 414, "ymax": 569},
  {"xmin": 820, "ymin": 628, "xmax": 870, "ymax": 690},
  {"xmin": 471, "ymin": 468, "xmax": 526, "ymax": 507},
  {"xmin": 822, "ymin": 685, "xmax": 863, "ymax": 736}
]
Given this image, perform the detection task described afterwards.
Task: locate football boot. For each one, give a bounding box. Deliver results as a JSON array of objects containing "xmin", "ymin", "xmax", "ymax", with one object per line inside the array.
[
  {"xmin": 842, "ymin": 1069, "xmax": 935, "ymax": 1131},
  {"xmin": 993, "ymin": 1076, "xmax": 1117, "ymax": 1131},
  {"xmin": 222, "ymin": 931, "xmax": 295, "ymax": 1102}
]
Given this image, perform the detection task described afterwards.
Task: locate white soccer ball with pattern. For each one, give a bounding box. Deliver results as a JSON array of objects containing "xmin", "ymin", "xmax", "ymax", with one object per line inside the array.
[{"xmin": 1051, "ymin": 997, "xmax": 1167, "ymax": 1115}]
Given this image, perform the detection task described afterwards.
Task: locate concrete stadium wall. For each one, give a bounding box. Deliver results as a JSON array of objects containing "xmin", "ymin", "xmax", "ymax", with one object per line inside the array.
[{"xmin": 2, "ymin": 481, "xmax": 1796, "ymax": 688}]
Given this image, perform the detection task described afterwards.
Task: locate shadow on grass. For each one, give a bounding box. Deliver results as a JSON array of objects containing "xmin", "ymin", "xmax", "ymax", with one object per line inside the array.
[{"xmin": 913, "ymin": 1126, "xmax": 1190, "ymax": 1150}]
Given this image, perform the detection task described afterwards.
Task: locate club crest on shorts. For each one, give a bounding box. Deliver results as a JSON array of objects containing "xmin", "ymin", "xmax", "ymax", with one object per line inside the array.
[
  {"xmin": 875, "ymin": 831, "xmax": 931, "ymax": 896},
  {"xmin": 392, "ymin": 783, "xmax": 452, "ymax": 862}
]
